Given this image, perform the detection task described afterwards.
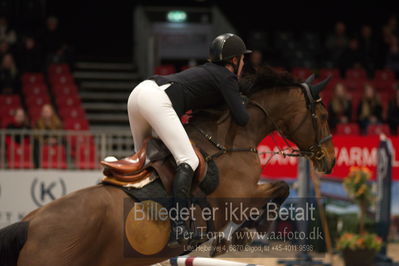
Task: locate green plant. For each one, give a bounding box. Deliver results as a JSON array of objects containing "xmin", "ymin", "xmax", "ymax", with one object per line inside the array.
[
  {"xmin": 337, "ymin": 232, "xmax": 383, "ymax": 252},
  {"xmin": 342, "ymin": 166, "xmax": 374, "ymax": 233},
  {"xmin": 336, "ymin": 167, "xmax": 383, "ymax": 254}
]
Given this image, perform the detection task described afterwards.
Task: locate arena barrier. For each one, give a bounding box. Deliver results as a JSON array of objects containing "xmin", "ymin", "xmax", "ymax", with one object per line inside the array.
[
  {"xmin": 169, "ymin": 256, "xmax": 259, "ymax": 266},
  {"xmin": 0, "ymin": 129, "xmax": 134, "ymax": 170}
]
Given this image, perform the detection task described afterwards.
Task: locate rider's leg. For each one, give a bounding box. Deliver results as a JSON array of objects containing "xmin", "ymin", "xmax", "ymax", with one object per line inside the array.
[
  {"xmin": 136, "ymin": 81, "xmax": 199, "ymax": 171},
  {"xmin": 127, "ymin": 80, "xmax": 155, "ymax": 152},
  {"xmin": 135, "ymin": 80, "xmax": 199, "ymax": 246}
]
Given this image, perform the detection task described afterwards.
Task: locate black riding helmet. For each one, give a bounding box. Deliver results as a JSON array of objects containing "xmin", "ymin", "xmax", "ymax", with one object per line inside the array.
[{"xmin": 209, "ymin": 33, "xmax": 252, "ymax": 63}]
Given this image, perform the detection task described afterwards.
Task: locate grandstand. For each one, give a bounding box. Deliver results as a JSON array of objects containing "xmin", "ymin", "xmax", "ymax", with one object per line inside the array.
[{"xmin": 0, "ymin": 3, "xmax": 398, "ymax": 170}]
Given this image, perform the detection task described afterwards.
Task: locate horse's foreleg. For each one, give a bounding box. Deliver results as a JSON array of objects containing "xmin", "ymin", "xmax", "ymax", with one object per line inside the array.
[
  {"xmin": 252, "ymin": 181, "xmax": 290, "ymax": 205},
  {"xmin": 247, "ymin": 181, "xmax": 290, "ymax": 233},
  {"xmin": 209, "ymin": 181, "xmax": 289, "ymax": 257}
]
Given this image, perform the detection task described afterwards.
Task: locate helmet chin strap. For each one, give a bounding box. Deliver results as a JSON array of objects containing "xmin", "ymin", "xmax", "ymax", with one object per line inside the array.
[
  {"xmin": 233, "ymin": 62, "xmax": 239, "ymax": 75},
  {"xmin": 229, "ymin": 56, "xmax": 241, "ymax": 76}
]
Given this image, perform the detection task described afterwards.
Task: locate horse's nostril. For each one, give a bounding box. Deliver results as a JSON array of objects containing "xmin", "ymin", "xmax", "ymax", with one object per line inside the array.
[{"xmin": 325, "ymin": 158, "xmax": 336, "ymax": 174}]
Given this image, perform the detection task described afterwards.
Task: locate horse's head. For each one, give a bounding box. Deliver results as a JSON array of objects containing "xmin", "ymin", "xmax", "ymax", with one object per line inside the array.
[
  {"xmin": 246, "ymin": 69, "xmax": 335, "ymax": 174},
  {"xmin": 282, "ymin": 74, "xmax": 336, "ymax": 174}
]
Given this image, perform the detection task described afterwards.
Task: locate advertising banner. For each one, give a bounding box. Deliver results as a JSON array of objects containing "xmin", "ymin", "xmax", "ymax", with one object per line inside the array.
[
  {"xmin": 259, "ymin": 135, "xmax": 399, "ymax": 180},
  {"xmin": 0, "ymin": 170, "xmax": 101, "ymax": 228}
]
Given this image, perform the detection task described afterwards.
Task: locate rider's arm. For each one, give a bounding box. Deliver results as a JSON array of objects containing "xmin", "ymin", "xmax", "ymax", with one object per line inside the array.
[{"xmin": 219, "ymin": 75, "xmax": 250, "ymax": 126}]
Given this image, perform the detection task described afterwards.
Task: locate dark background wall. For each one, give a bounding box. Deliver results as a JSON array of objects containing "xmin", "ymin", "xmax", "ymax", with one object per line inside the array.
[{"xmin": 1, "ymin": 0, "xmax": 397, "ymax": 58}]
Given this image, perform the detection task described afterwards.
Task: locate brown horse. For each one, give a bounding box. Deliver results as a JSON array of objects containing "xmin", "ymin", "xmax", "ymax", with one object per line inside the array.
[{"xmin": 0, "ymin": 68, "xmax": 335, "ymax": 266}]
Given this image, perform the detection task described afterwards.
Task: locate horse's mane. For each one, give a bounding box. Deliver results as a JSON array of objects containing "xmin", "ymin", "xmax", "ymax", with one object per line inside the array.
[{"xmin": 240, "ymin": 65, "xmax": 300, "ymax": 96}]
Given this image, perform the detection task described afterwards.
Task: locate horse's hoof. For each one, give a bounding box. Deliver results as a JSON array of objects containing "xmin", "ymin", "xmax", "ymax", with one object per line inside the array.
[
  {"xmin": 167, "ymin": 240, "xmax": 180, "ymax": 249},
  {"xmin": 231, "ymin": 227, "xmax": 252, "ymax": 246},
  {"xmin": 209, "ymin": 237, "xmax": 229, "ymax": 257}
]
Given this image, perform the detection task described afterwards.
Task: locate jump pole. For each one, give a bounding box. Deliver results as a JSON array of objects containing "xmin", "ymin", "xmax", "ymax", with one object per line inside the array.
[{"xmin": 169, "ymin": 256, "xmax": 259, "ymax": 266}]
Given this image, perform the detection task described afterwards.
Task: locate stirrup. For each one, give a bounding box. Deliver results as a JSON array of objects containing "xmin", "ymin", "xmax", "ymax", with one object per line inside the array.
[{"xmin": 168, "ymin": 223, "xmax": 190, "ymax": 248}]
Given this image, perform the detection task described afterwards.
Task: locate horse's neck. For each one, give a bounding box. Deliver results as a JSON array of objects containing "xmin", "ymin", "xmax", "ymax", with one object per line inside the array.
[{"xmin": 189, "ymin": 90, "xmax": 291, "ymax": 149}]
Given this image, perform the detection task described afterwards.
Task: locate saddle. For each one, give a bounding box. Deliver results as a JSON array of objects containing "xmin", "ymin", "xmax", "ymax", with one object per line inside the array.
[{"xmin": 101, "ymin": 137, "xmax": 207, "ymax": 194}]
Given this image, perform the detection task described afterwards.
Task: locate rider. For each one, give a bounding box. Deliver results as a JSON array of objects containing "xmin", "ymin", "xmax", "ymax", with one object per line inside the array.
[{"xmin": 127, "ymin": 33, "xmax": 251, "ymax": 247}]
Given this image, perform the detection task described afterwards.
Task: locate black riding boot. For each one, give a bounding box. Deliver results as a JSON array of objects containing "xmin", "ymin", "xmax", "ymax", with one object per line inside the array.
[{"xmin": 168, "ymin": 163, "xmax": 194, "ymax": 248}]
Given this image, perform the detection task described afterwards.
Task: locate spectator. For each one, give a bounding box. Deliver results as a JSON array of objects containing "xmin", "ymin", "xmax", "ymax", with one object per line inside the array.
[
  {"xmin": 338, "ymin": 37, "xmax": 364, "ymax": 73},
  {"xmin": 34, "ymin": 104, "xmax": 62, "ymax": 133},
  {"xmin": 388, "ymin": 89, "xmax": 399, "ymax": 135},
  {"xmin": 6, "ymin": 108, "xmax": 30, "ymax": 143},
  {"xmin": 386, "ymin": 15, "xmax": 398, "ymax": 36},
  {"xmin": 0, "ymin": 53, "xmax": 19, "ymax": 94},
  {"xmin": 357, "ymin": 84, "xmax": 383, "ymax": 133},
  {"xmin": 358, "ymin": 25, "xmax": 378, "ymax": 75},
  {"xmin": 245, "ymin": 50, "xmax": 263, "ymax": 74},
  {"xmin": 0, "ymin": 40, "xmax": 9, "ymax": 59},
  {"xmin": 42, "ymin": 16, "xmax": 70, "ymax": 64},
  {"xmin": 386, "ymin": 36, "xmax": 399, "ymax": 76},
  {"xmin": 33, "ymin": 104, "xmax": 62, "ymax": 167},
  {"xmin": 325, "ymin": 21, "xmax": 348, "ymax": 66},
  {"xmin": 328, "ymin": 83, "xmax": 352, "ymax": 130},
  {"xmin": 0, "ymin": 16, "xmax": 17, "ymax": 46},
  {"xmin": 17, "ymin": 35, "xmax": 43, "ymax": 73}
]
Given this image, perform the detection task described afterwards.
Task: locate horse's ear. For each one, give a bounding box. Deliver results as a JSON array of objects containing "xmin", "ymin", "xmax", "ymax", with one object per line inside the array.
[
  {"xmin": 311, "ymin": 75, "xmax": 332, "ymax": 96},
  {"xmin": 305, "ymin": 73, "xmax": 315, "ymax": 85}
]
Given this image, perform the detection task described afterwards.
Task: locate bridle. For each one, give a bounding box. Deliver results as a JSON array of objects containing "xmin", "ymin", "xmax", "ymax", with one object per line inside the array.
[
  {"xmin": 194, "ymin": 83, "xmax": 332, "ymax": 162},
  {"xmin": 250, "ymin": 83, "xmax": 332, "ymax": 161}
]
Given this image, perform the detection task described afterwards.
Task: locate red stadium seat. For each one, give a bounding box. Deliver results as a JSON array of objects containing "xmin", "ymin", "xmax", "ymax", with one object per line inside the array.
[
  {"xmin": 23, "ymin": 84, "xmax": 49, "ymax": 97},
  {"xmin": 292, "ymin": 67, "xmax": 312, "ymax": 81},
  {"xmin": 40, "ymin": 144, "xmax": 67, "ymax": 169},
  {"xmin": 27, "ymin": 106, "xmax": 42, "ymax": 123},
  {"xmin": 25, "ymin": 95, "xmax": 50, "ymax": 108},
  {"xmin": 335, "ymin": 123, "xmax": 360, "ymax": 136},
  {"xmin": 6, "ymin": 140, "xmax": 33, "ymax": 168},
  {"xmin": 63, "ymin": 118, "xmax": 89, "ymax": 130},
  {"xmin": 66, "ymin": 134, "xmax": 94, "ymax": 159},
  {"xmin": 349, "ymin": 91, "xmax": 363, "ymax": 121},
  {"xmin": 48, "ymin": 64, "xmax": 71, "ymax": 75},
  {"xmin": 55, "ymin": 95, "xmax": 81, "ymax": 108},
  {"xmin": 51, "ymin": 85, "xmax": 78, "ymax": 97},
  {"xmin": 319, "ymin": 68, "xmax": 341, "ymax": 79},
  {"xmin": 372, "ymin": 79, "xmax": 396, "ymax": 93},
  {"xmin": 379, "ymin": 92, "xmax": 389, "ymax": 106},
  {"xmin": 319, "ymin": 90, "xmax": 332, "ymax": 105},
  {"xmin": 367, "ymin": 124, "xmax": 391, "ymax": 136},
  {"xmin": 324, "ymin": 78, "xmax": 343, "ymax": 91},
  {"xmin": 154, "ymin": 65, "xmax": 176, "ymax": 75},
  {"xmin": 379, "ymin": 92, "xmax": 390, "ymax": 120},
  {"xmin": 343, "ymin": 79, "xmax": 367, "ymax": 91},
  {"xmin": 0, "ymin": 104, "xmax": 20, "ymax": 117},
  {"xmin": 58, "ymin": 106, "xmax": 86, "ymax": 120},
  {"xmin": 346, "ymin": 68, "xmax": 367, "ymax": 80},
  {"xmin": 374, "ymin": 69, "xmax": 395, "ymax": 81},
  {"xmin": 0, "ymin": 94, "xmax": 21, "ymax": 107},
  {"xmin": 1, "ymin": 115, "xmax": 14, "ymax": 128},
  {"xmin": 49, "ymin": 73, "xmax": 74, "ymax": 86},
  {"xmin": 75, "ymin": 142, "xmax": 97, "ymax": 169},
  {"xmin": 22, "ymin": 73, "xmax": 45, "ymax": 86}
]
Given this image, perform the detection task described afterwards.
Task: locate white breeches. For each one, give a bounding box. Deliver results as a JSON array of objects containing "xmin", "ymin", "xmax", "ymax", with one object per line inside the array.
[{"xmin": 127, "ymin": 80, "xmax": 199, "ymax": 171}]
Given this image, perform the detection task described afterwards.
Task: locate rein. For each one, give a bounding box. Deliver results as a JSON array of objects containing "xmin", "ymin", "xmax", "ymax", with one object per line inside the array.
[
  {"xmin": 194, "ymin": 126, "xmax": 257, "ymax": 161},
  {"xmin": 194, "ymin": 83, "xmax": 332, "ymax": 162}
]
